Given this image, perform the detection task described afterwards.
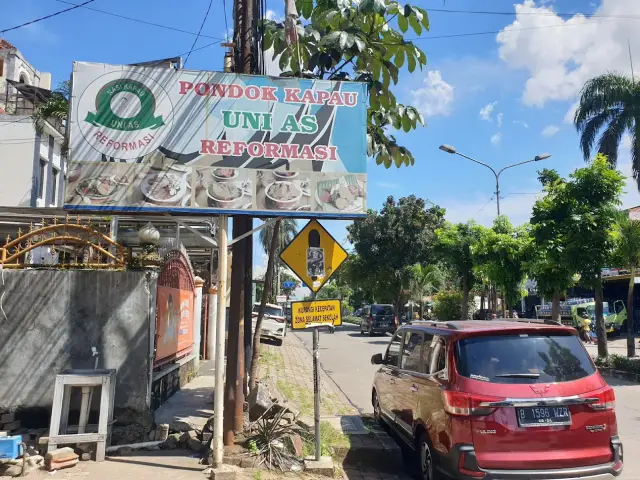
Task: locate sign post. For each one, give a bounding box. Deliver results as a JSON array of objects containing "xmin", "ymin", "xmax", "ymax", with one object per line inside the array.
[{"xmin": 282, "ymin": 221, "xmax": 347, "ymax": 462}]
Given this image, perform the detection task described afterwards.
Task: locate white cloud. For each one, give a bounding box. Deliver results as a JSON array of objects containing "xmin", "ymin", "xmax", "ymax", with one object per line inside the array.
[
  {"xmin": 497, "ymin": 113, "xmax": 504, "ymax": 127},
  {"xmin": 563, "ymin": 101, "xmax": 579, "ymax": 124},
  {"xmin": 479, "ymin": 101, "xmax": 497, "ymax": 121},
  {"xmin": 541, "ymin": 125, "xmax": 560, "ymax": 137},
  {"xmin": 513, "ymin": 120, "xmax": 529, "ymax": 128},
  {"xmin": 265, "ymin": 9, "xmax": 280, "ymax": 20},
  {"xmin": 411, "ymin": 70, "xmax": 454, "ymax": 117},
  {"xmin": 376, "ymin": 181, "xmax": 398, "ymax": 189},
  {"xmin": 497, "ymin": 0, "xmax": 640, "ymax": 107},
  {"xmin": 442, "ymin": 191, "xmax": 543, "ymax": 227},
  {"xmin": 491, "ymin": 133, "xmax": 503, "ymax": 146}
]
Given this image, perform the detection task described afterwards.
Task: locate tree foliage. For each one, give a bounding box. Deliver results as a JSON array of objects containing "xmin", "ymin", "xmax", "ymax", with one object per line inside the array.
[
  {"xmin": 407, "ymin": 263, "xmax": 444, "ymax": 317},
  {"xmin": 347, "ymin": 195, "xmax": 445, "ymax": 311},
  {"xmin": 262, "ymin": 0, "xmax": 429, "ymax": 167}
]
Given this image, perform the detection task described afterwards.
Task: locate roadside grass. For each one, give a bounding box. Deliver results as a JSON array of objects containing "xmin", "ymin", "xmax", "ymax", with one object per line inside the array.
[
  {"xmin": 257, "ymin": 346, "xmax": 284, "ymax": 378},
  {"xmin": 594, "ymin": 354, "xmax": 640, "ymax": 374},
  {"xmin": 276, "ymin": 380, "xmax": 351, "ymax": 416},
  {"xmin": 343, "ymin": 315, "xmax": 360, "ymax": 325},
  {"xmin": 302, "ymin": 421, "xmax": 351, "ymax": 459}
]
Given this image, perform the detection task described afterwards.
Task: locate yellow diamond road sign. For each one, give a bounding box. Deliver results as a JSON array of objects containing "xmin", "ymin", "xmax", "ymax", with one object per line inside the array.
[{"xmin": 279, "ymin": 219, "xmax": 348, "ymax": 292}]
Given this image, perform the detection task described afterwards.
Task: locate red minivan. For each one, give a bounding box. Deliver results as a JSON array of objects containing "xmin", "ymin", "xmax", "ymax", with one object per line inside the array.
[{"xmin": 371, "ymin": 320, "xmax": 623, "ymax": 480}]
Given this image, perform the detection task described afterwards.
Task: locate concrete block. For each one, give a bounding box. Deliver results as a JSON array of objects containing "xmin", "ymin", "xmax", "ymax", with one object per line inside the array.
[
  {"xmin": 202, "ymin": 432, "xmax": 212, "ymax": 443},
  {"xmin": 154, "ymin": 424, "xmax": 169, "ymax": 441},
  {"xmin": 1, "ymin": 464, "xmax": 23, "ymax": 477},
  {"xmin": 37, "ymin": 436, "xmax": 49, "ymax": 445},
  {"xmin": 46, "ymin": 458, "xmax": 78, "ymax": 471},
  {"xmin": 26, "ymin": 455, "xmax": 44, "ymax": 468},
  {"xmin": 304, "ymin": 456, "xmax": 335, "ymax": 477},
  {"xmin": 285, "ymin": 434, "xmax": 304, "ymax": 457},
  {"xmin": 0, "ymin": 414, "xmax": 15, "ymax": 425},
  {"xmin": 80, "ymin": 453, "xmax": 91, "ymax": 461},
  {"xmin": 1, "ymin": 421, "xmax": 20, "ymax": 432},
  {"xmin": 187, "ymin": 438, "xmax": 205, "ymax": 452},
  {"xmin": 180, "ymin": 430, "xmax": 197, "ymax": 444},
  {"xmin": 208, "ymin": 464, "xmax": 241, "ymax": 479},
  {"xmin": 45, "ymin": 447, "xmax": 78, "ymax": 463},
  {"xmin": 116, "ymin": 446, "xmax": 133, "ymax": 456}
]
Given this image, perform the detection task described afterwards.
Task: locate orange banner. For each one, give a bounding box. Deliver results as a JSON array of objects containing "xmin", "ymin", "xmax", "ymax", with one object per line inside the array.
[{"xmin": 156, "ymin": 286, "xmax": 194, "ymax": 362}]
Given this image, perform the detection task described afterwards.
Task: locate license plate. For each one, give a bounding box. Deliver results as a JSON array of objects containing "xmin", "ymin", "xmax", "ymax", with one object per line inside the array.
[{"xmin": 516, "ymin": 406, "xmax": 571, "ymax": 427}]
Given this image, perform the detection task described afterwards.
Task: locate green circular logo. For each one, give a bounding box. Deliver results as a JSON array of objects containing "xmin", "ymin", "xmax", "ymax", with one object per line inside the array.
[{"xmin": 85, "ymin": 79, "xmax": 165, "ymax": 131}]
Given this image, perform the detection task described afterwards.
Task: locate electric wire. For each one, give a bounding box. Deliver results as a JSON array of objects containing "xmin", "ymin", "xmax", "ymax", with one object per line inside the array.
[
  {"xmin": 1, "ymin": 0, "xmax": 95, "ymax": 34},
  {"xmin": 222, "ymin": 0, "xmax": 231, "ymax": 42},
  {"xmin": 184, "ymin": 0, "xmax": 214, "ymax": 67},
  {"xmin": 55, "ymin": 0, "xmax": 224, "ymax": 40}
]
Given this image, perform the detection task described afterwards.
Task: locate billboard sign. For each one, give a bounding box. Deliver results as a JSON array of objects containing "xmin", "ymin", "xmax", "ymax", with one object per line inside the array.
[
  {"xmin": 155, "ymin": 285, "xmax": 194, "ymax": 363},
  {"xmin": 66, "ymin": 62, "xmax": 368, "ymax": 218}
]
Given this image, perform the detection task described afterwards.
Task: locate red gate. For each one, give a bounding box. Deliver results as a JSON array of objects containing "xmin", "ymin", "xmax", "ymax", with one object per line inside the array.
[{"xmin": 155, "ymin": 248, "xmax": 195, "ymax": 367}]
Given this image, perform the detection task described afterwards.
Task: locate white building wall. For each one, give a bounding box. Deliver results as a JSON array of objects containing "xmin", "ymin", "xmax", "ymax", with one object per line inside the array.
[{"xmin": 0, "ymin": 116, "xmax": 36, "ymax": 206}]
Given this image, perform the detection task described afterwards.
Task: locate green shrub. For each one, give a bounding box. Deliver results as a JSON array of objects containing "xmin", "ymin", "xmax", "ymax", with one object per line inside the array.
[
  {"xmin": 594, "ymin": 354, "xmax": 640, "ymax": 374},
  {"xmin": 434, "ymin": 291, "xmax": 464, "ymax": 321}
]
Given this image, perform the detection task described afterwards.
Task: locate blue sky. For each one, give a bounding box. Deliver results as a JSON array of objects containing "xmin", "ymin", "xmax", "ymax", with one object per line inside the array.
[{"xmin": 5, "ymin": 0, "xmax": 640, "ymax": 291}]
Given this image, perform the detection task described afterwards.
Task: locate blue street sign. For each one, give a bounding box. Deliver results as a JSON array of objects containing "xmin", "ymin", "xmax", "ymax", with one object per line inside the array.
[{"xmin": 283, "ymin": 281, "xmax": 296, "ymax": 289}]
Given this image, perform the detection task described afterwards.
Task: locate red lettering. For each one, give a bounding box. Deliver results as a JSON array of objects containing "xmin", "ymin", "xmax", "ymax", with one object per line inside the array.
[
  {"xmin": 300, "ymin": 145, "xmax": 314, "ymax": 160},
  {"xmin": 245, "ymin": 86, "xmax": 260, "ymax": 100},
  {"xmin": 113, "ymin": 142, "xmax": 121, "ymax": 149},
  {"xmin": 137, "ymin": 139, "xmax": 146, "ymax": 149},
  {"xmin": 314, "ymin": 145, "xmax": 328, "ymax": 160},
  {"xmin": 179, "ymin": 81, "xmax": 193, "ymax": 95},
  {"xmin": 195, "ymin": 83, "xmax": 210, "ymax": 96},
  {"xmin": 328, "ymin": 92, "xmax": 344, "ymax": 106},
  {"xmin": 343, "ymin": 92, "xmax": 358, "ymax": 107},
  {"xmin": 264, "ymin": 142, "xmax": 280, "ymax": 158},
  {"xmin": 200, "ymin": 139, "xmax": 216, "ymax": 154},
  {"xmin": 261, "ymin": 86, "xmax": 278, "ymax": 101},
  {"xmin": 285, "ymin": 88, "xmax": 302, "ymax": 103},
  {"xmin": 301, "ymin": 89, "xmax": 317, "ymax": 104},
  {"xmin": 212, "ymin": 84, "xmax": 227, "ymax": 97},
  {"xmin": 128, "ymin": 141, "xmax": 136, "ymax": 150},
  {"xmin": 218, "ymin": 140, "xmax": 231, "ymax": 156},
  {"xmin": 280, "ymin": 143, "xmax": 300, "ymax": 159},
  {"xmin": 328, "ymin": 146, "xmax": 338, "ymax": 161},
  {"xmin": 122, "ymin": 143, "xmax": 129, "ymax": 151},
  {"xmin": 248, "ymin": 142, "xmax": 264, "ymax": 157},
  {"xmin": 100, "ymin": 134, "xmax": 107, "ymax": 144},
  {"xmin": 228, "ymin": 84, "xmax": 243, "ymax": 99},
  {"xmin": 233, "ymin": 141, "xmax": 247, "ymax": 156},
  {"xmin": 107, "ymin": 139, "xmax": 114, "ymax": 147},
  {"xmin": 316, "ymin": 90, "xmax": 330, "ymax": 104}
]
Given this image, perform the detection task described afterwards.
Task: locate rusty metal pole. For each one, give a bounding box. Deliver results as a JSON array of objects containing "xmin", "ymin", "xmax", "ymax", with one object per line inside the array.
[{"xmin": 224, "ymin": 0, "xmax": 256, "ymax": 445}]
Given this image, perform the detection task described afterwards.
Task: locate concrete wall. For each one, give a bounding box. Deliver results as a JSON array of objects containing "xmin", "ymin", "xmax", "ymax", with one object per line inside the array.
[{"xmin": 0, "ymin": 270, "xmax": 157, "ymax": 412}]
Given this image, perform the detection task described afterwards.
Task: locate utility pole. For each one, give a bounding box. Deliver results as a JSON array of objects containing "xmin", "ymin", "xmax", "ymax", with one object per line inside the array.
[{"xmin": 224, "ymin": 0, "xmax": 256, "ymax": 446}]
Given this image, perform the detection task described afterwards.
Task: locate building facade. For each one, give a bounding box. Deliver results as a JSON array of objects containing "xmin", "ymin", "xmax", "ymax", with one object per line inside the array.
[{"xmin": 0, "ymin": 39, "xmax": 64, "ymax": 208}]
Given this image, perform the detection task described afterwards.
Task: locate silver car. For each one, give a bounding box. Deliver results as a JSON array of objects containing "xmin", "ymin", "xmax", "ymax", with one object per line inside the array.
[{"xmin": 252, "ymin": 303, "xmax": 287, "ymax": 346}]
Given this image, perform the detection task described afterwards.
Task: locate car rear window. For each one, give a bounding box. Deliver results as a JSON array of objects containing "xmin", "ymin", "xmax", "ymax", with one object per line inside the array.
[
  {"xmin": 253, "ymin": 306, "xmax": 283, "ymax": 317},
  {"xmin": 454, "ymin": 334, "xmax": 595, "ymax": 384},
  {"xmin": 372, "ymin": 305, "xmax": 394, "ymax": 315}
]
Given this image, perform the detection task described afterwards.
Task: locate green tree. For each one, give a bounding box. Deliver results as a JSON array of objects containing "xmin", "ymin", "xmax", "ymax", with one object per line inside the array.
[
  {"xmin": 528, "ymin": 169, "xmax": 576, "ymax": 321},
  {"xmin": 31, "ymin": 80, "xmax": 69, "ymax": 135},
  {"xmin": 436, "ymin": 222, "xmax": 480, "ymax": 319},
  {"xmin": 472, "ymin": 217, "xmax": 531, "ymax": 317},
  {"xmin": 259, "ymin": 218, "xmax": 298, "ymax": 299},
  {"xmin": 347, "ymin": 195, "xmax": 445, "ymax": 315},
  {"xmin": 612, "ymin": 213, "xmax": 640, "ymax": 357},
  {"xmin": 563, "ymin": 155, "xmax": 624, "ymax": 357},
  {"xmin": 574, "ymin": 74, "xmax": 640, "ymax": 183},
  {"xmin": 279, "ymin": 270, "xmax": 299, "ymax": 297},
  {"xmin": 407, "ymin": 263, "xmax": 444, "ymax": 318},
  {"xmin": 263, "ymin": 0, "xmax": 429, "ymax": 167}
]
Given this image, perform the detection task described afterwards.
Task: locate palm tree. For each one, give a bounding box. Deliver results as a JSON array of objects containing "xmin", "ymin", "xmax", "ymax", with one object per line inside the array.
[
  {"xmin": 31, "ymin": 81, "xmax": 69, "ymax": 135},
  {"xmin": 259, "ymin": 218, "xmax": 298, "ymax": 298},
  {"xmin": 614, "ymin": 213, "xmax": 640, "ymax": 357},
  {"xmin": 574, "ymin": 73, "xmax": 640, "ymax": 178},
  {"xmin": 408, "ymin": 264, "xmax": 444, "ymax": 319}
]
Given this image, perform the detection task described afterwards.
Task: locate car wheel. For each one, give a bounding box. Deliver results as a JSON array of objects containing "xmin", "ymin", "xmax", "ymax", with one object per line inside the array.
[
  {"xmin": 360, "ymin": 327, "xmax": 364, "ymax": 335},
  {"xmin": 369, "ymin": 329, "xmax": 375, "ymax": 337},
  {"xmin": 416, "ymin": 432, "xmax": 435, "ymax": 480},
  {"xmin": 373, "ymin": 392, "xmax": 383, "ymax": 426}
]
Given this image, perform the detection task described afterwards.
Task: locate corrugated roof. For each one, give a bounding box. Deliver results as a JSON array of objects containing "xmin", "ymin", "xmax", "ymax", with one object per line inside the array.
[{"xmin": 0, "ymin": 39, "xmax": 16, "ymax": 50}]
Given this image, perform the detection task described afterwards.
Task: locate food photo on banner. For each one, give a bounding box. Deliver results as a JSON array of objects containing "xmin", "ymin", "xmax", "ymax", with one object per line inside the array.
[{"xmin": 65, "ymin": 62, "xmax": 368, "ymax": 218}]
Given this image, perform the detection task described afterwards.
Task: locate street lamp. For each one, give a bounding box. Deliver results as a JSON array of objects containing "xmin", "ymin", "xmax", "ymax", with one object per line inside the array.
[{"xmin": 438, "ymin": 145, "xmax": 551, "ymax": 216}]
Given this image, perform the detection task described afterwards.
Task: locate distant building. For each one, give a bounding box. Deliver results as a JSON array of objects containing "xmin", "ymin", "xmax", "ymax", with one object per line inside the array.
[{"xmin": 0, "ymin": 39, "xmax": 64, "ymax": 208}]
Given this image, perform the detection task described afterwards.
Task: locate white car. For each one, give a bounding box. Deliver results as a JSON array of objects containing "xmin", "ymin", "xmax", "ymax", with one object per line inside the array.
[{"xmin": 252, "ymin": 303, "xmax": 287, "ymax": 346}]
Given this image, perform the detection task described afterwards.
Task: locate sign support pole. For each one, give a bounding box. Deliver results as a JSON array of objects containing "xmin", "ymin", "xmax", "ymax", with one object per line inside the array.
[
  {"xmin": 310, "ymin": 292, "xmax": 321, "ymax": 461},
  {"xmin": 213, "ymin": 214, "xmax": 228, "ymax": 467}
]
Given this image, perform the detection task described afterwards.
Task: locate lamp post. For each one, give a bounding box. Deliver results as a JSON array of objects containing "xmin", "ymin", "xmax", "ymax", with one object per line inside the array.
[{"xmin": 438, "ymin": 145, "xmax": 551, "ymax": 216}]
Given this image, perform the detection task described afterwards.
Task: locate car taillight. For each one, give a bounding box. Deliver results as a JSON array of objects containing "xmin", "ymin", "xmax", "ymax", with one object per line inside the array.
[
  {"xmin": 458, "ymin": 451, "xmax": 485, "ymax": 478},
  {"xmin": 588, "ymin": 387, "xmax": 616, "ymax": 411},
  {"xmin": 442, "ymin": 391, "xmax": 504, "ymax": 416}
]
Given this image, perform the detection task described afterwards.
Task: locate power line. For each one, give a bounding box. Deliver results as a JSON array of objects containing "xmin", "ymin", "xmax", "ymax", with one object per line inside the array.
[
  {"xmin": 54, "ymin": 0, "xmax": 224, "ymax": 40},
  {"xmin": 222, "ymin": 0, "xmax": 231, "ymax": 41},
  {"xmin": 427, "ymin": 7, "xmax": 640, "ymax": 21},
  {"xmin": 1, "ymin": 0, "xmax": 95, "ymax": 35},
  {"xmin": 184, "ymin": 0, "xmax": 214, "ymax": 67},
  {"xmin": 473, "ymin": 195, "xmax": 496, "ymax": 219}
]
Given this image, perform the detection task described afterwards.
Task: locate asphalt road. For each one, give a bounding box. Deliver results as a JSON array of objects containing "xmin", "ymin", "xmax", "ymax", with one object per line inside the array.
[{"xmin": 295, "ymin": 322, "xmax": 640, "ymax": 479}]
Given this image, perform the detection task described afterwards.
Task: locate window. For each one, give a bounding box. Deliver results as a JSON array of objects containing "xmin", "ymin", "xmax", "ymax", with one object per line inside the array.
[
  {"xmin": 431, "ymin": 338, "xmax": 447, "ymax": 373},
  {"xmin": 401, "ymin": 332, "xmax": 423, "ymax": 372},
  {"xmin": 252, "ymin": 305, "xmax": 283, "ymax": 317},
  {"xmin": 385, "ymin": 332, "xmax": 403, "ymax": 367},
  {"xmin": 0, "ymin": 59, "xmax": 4, "ymax": 77},
  {"xmin": 50, "ymin": 168, "xmax": 59, "ymax": 204},
  {"xmin": 454, "ymin": 334, "xmax": 596, "ymax": 384},
  {"xmin": 372, "ymin": 305, "xmax": 394, "ymax": 315},
  {"xmin": 421, "ymin": 333, "xmax": 435, "ymax": 372},
  {"xmin": 38, "ymin": 159, "xmax": 46, "ymax": 199}
]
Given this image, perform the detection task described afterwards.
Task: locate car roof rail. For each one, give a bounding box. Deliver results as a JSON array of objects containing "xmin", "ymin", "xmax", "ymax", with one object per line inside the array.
[
  {"xmin": 445, "ymin": 323, "xmax": 459, "ymax": 330},
  {"xmin": 508, "ymin": 318, "xmax": 563, "ymax": 326}
]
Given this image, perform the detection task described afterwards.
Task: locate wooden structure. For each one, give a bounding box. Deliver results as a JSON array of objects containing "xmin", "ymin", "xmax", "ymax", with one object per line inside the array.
[
  {"xmin": 47, "ymin": 369, "xmax": 116, "ymax": 462},
  {"xmin": 0, "ymin": 216, "xmax": 125, "ymax": 268}
]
